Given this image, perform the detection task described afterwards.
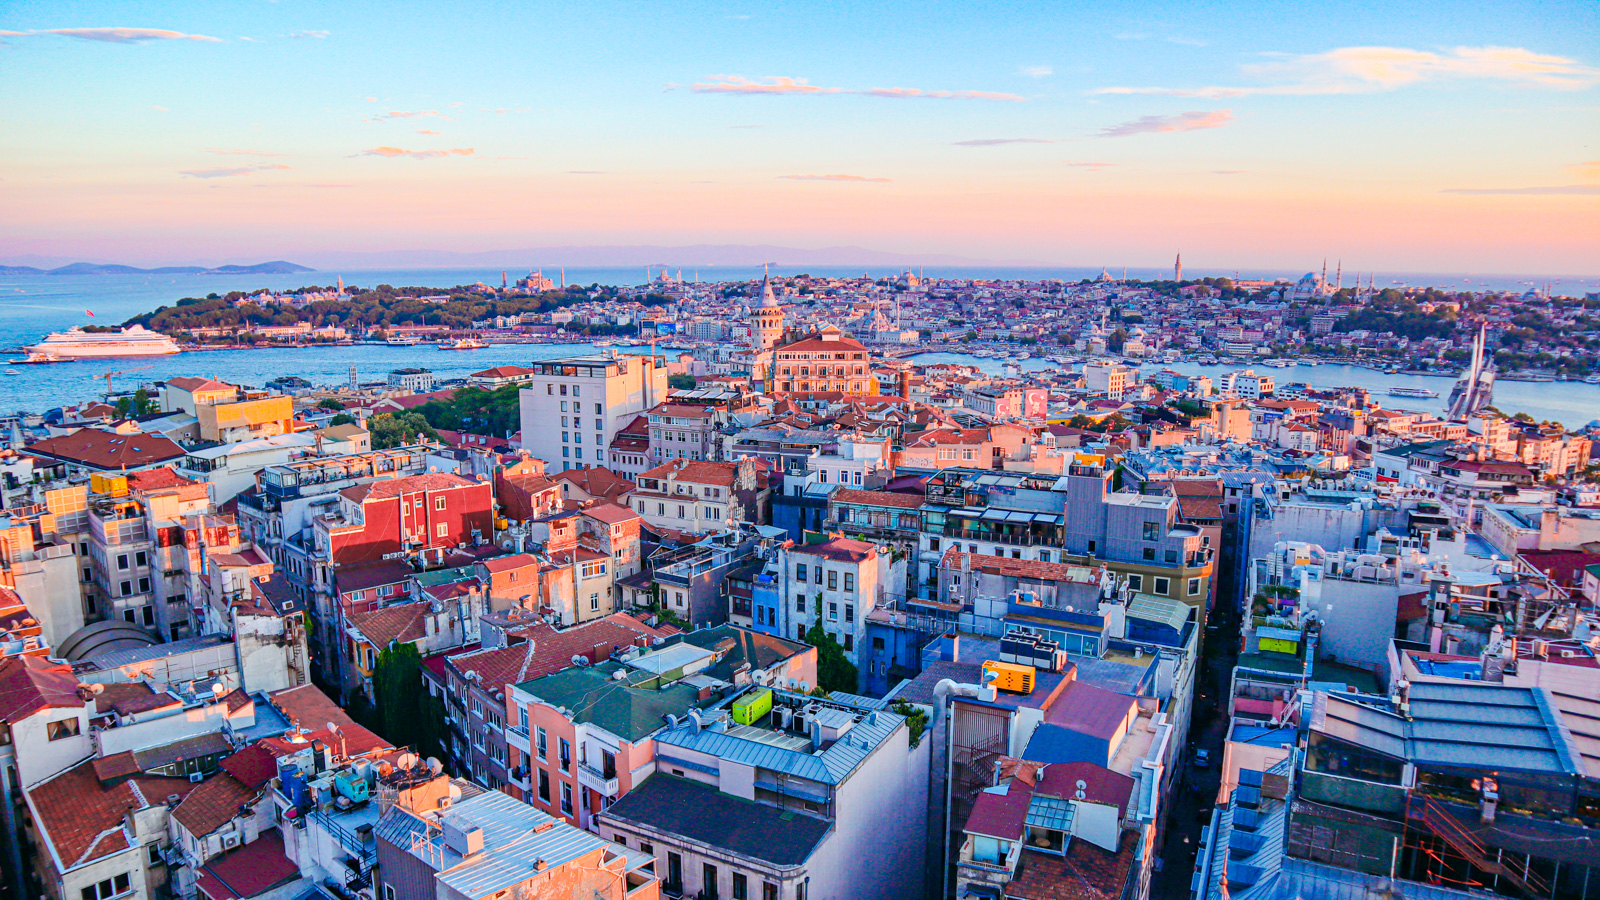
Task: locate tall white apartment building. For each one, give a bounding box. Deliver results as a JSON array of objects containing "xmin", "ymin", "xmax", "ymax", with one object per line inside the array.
[
  {"xmin": 1082, "ymin": 361, "xmax": 1136, "ymax": 400},
  {"xmin": 517, "ymin": 353, "xmax": 669, "ymax": 472}
]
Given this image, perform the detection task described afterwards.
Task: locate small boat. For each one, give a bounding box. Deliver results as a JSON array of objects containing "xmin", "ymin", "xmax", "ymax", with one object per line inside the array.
[
  {"xmin": 11, "ymin": 352, "xmax": 64, "ymax": 364},
  {"xmin": 386, "ymin": 335, "xmax": 419, "ymax": 346},
  {"xmin": 1585, "ymin": 374, "xmax": 1600, "ymax": 385},
  {"xmin": 3, "ymin": 370, "xmax": 17, "ymax": 377},
  {"xmin": 438, "ymin": 338, "xmax": 487, "ymax": 350}
]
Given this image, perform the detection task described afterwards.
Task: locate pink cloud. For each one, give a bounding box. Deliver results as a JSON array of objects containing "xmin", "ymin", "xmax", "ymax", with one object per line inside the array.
[
  {"xmin": 38, "ymin": 27, "xmax": 221, "ymax": 43},
  {"xmin": 179, "ymin": 164, "xmax": 291, "ymax": 179},
  {"xmin": 1099, "ymin": 110, "xmax": 1233, "ymax": 137},
  {"xmin": 362, "ymin": 146, "xmax": 474, "ymax": 159}
]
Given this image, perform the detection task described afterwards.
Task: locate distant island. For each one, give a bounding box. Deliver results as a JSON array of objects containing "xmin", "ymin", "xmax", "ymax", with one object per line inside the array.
[{"xmin": 0, "ymin": 260, "xmax": 314, "ymax": 276}]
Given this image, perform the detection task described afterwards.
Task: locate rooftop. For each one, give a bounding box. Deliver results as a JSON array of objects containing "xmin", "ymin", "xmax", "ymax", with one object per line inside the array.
[{"xmin": 601, "ymin": 774, "xmax": 831, "ymax": 868}]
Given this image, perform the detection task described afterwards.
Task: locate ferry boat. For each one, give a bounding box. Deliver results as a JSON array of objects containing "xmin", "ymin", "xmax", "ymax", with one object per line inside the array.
[
  {"xmin": 25, "ymin": 325, "xmax": 180, "ymax": 359},
  {"xmin": 437, "ymin": 338, "xmax": 487, "ymax": 350},
  {"xmin": 386, "ymin": 334, "xmax": 420, "ymax": 346},
  {"xmin": 1387, "ymin": 386, "xmax": 1440, "ymax": 399}
]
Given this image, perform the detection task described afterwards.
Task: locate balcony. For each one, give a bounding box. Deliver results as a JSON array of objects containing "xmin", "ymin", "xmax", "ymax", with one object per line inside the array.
[{"xmin": 577, "ymin": 762, "xmax": 619, "ymax": 797}]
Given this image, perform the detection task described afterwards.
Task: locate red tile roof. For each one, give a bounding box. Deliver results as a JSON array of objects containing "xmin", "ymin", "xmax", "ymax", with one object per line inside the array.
[
  {"xmin": 126, "ymin": 467, "xmax": 200, "ymax": 492},
  {"xmin": 195, "ymin": 828, "xmax": 299, "ymax": 900},
  {"xmin": 794, "ymin": 536, "xmax": 879, "ymax": 563},
  {"xmin": 964, "ymin": 784, "xmax": 1031, "ymax": 841},
  {"xmin": 348, "ymin": 602, "xmax": 429, "ymax": 647},
  {"xmin": 27, "ymin": 760, "xmax": 198, "ymax": 870},
  {"xmin": 1004, "ymin": 831, "xmax": 1138, "ymax": 900},
  {"xmin": 94, "ymin": 682, "xmax": 179, "ymax": 717},
  {"xmin": 24, "ymin": 429, "xmax": 186, "ymax": 471},
  {"xmin": 1035, "ymin": 762, "xmax": 1135, "ymax": 818},
  {"xmin": 268, "ymin": 684, "xmax": 391, "ymax": 756},
  {"xmin": 831, "ymin": 488, "xmax": 925, "ymax": 510},
  {"xmin": 482, "ymin": 553, "xmax": 540, "ymax": 573},
  {"xmin": 0, "ymin": 655, "xmax": 84, "ymax": 721},
  {"xmin": 638, "ymin": 458, "xmax": 738, "ymax": 487},
  {"xmin": 584, "ymin": 502, "xmax": 641, "ymax": 526},
  {"xmin": 220, "ymin": 745, "xmax": 279, "ymax": 790},
  {"xmin": 165, "ymin": 376, "xmax": 235, "ymax": 393},
  {"xmin": 554, "ymin": 466, "xmax": 636, "ymax": 500},
  {"xmin": 471, "ymin": 365, "xmax": 535, "ymax": 379},
  {"xmin": 940, "ymin": 550, "xmax": 1105, "ymax": 585},
  {"xmin": 173, "ymin": 772, "xmax": 259, "ymax": 837},
  {"xmin": 340, "ymin": 471, "xmax": 476, "ymax": 503}
]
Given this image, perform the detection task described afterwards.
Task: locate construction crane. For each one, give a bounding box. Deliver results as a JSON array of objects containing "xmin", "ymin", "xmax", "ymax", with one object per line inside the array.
[{"xmin": 102, "ymin": 366, "xmax": 152, "ymax": 402}]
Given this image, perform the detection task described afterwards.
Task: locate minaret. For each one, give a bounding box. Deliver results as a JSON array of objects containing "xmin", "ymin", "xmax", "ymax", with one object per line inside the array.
[
  {"xmin": 1335, "ymin": 260, "xmax": 1342, "ymax": 291},
  {"xmin": 337, "ymin": 275, "xmax": 344, "ymax": 295},
  {"xmin": 1175, "ymin": 252, "xmax": 1182, "ymax": 282},
  {"xmin": 502, "ymin": 270, "xmax": 507, "ymax": 289},
  {"xmin": 559, "ymin": 267, "xmax": 565, "ymax": 288}
]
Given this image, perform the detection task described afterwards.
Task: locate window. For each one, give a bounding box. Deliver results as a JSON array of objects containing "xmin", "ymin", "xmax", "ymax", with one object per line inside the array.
[
  {"xmin": 827, "ymin": 602, "xmax": 837, "ymax": 621},
  {"xmin": 573, "ymin": 385, "xmax": 580, "ymax": 396},
  {"xmin": 384, "ymin": 886, "xmax": 396, "ymax": 900},
  {"xmin": 843, "ymin": 572, "xmax": 855, "ymax": 592},
  {"xmin": 763, "ymin": 884, "xmax": 779, "ymax": 900},
  {"xmin": 795, "ymin": 563, "xmax": 807, "ymax": 582},
  {"xmin": 844, "ymin": 633, "xmax": 853, "ymax": 651},
  {"xmin": 668, "ymin": 854, "xmax": 683, "ymax": 890},
  {"xmin": 138, "ymin": 577, "xmax": 150, "ymax": 594},
  {"xmin": 537, "ymin": 769, "xmax": 550, "ymax": 803},
  {"xmin": 562, "ymin": 416, "xmax": 568, "ymax": 427},
  {"xmin": 135, "ymin": 551, "xmax": 147, "ymax": 567},
  {"xmin": 827, "ymin": 570, "xmax": 837, "ymax": 590},
  {"xmin": 1165, "ymin": 549, "xmax": 1178, "ymax": 564},
  {"xmin": 1189, "ymin": 577, "xmax": 1202, "ymax": 596},
  {"xmin": 559, "ymin": 738, "xmax": 571, "ymax": 772},
  {"xmin": 119, "ymin": 581, "xmax": 132, "ymax": 597},
  {"xmin": 536, "ymin": 726, "xmax": 548, "ymax": 759},
  {"xmin": 561, "ymin": 385, "xmax": 568, "ymax": 396},
  {"xmin": 702, "ymin": 864, "xmax": 719, "ymax": 897},
  {"xmin": 1127, "ymin": 574, "xmax": 1143, "ymax": 592},
  {"xmin": 732, "ymin": 873, "xmax": 748, "ymax": 900},
  {"xmin": 117, "ymin": 554, "xmax": 129, "ymax": 570},
  {"xmin": 1087, "ymin": 540, "xmax": 1097, "ymax": 553},
  {"xmin": 560, "ymin": 782, "xmax": 573, "ymax": 815},
  {"xmin": 48, "ymin": 717, "xmax": 80, "ymax": 741},
  {"xmin": 844, "ymin": 604, "xmax": 854, "ymax": 623},
  {"xmin": 589, "ymin": 592, "xmax": 600, "ymax": 612},
  {"xmin": 80, "ymin": 873, "xmax": 130, "ymax": 900},
  {"xmin": 929, "ymin": 537, "xmax": 940, "ymax": 552},
  {"xmin": 147, "ymin": 842, "xmax": 162, "ymax": 867},
  {"xmin": 1154, "ymin": 577, "xmax": 1171, "ymax": 595},
  {"xmin": 434, "ymin": 496, "xmax": 446, "ymax": 510},
  {"xmin": 547, "ymin": 384, "xmax": 554, "ymax": 395},
  {"xmin": 1143, "ymin": 521, "xmax": 1161, "ymax": 541},
  {"xmin": 1142, "ymin": 547, "xmax": 1155, "ymax": 561},
  {"xmin": 1039, "ymin": 550, "xmax": 1051, "ymax": 563},
  {"xmin": 436, "ymin": 523, "xmax": 448, "ymax": 537},
  {"xmin": 795, "ymin": 594, "xmax": 806, "ymax": 613}
]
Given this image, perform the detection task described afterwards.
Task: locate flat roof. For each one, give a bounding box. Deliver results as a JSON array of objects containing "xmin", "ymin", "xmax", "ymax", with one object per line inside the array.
[{"xmin": 601, "ymin": 774, "xmax": 830, "ymax": 868}]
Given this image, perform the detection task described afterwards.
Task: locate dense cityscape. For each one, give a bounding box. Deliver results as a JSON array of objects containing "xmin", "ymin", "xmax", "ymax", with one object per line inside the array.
[
  {"xmin": 6, "ymin": 0, "xmax": 1599, "ymax": 898},
  {"xmin": 0, "ymin": 261, "xmax": 1598, "ymax": 900}
]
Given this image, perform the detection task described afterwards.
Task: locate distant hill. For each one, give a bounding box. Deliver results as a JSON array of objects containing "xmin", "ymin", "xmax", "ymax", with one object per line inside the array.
[
  {"xmin": 288, "ymin": 244, "xmax": 1047, "ymax": 269},
  {"xmin": 0, "ymin": 260, "xmax": 314, "ymax": 276}
]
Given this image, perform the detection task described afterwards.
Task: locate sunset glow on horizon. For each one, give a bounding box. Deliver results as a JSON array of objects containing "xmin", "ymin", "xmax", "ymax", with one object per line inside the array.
[{"xmin": 2, "ymin": 1, "xmax": 1597, "ymax": 272}]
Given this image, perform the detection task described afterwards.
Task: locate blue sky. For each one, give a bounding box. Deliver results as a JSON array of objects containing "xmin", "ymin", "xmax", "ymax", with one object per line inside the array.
[{"xmin": 2, "ymin": 0, "xmax": 1597, "ymax": 272}]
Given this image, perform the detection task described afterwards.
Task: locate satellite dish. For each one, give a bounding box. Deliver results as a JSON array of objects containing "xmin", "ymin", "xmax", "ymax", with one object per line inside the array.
[{"xmin": 427, "ymin": 757, "xmax": 443, "ymax": 775}]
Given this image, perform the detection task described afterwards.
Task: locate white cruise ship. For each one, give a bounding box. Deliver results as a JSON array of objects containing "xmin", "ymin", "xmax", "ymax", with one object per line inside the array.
[{"xmin": 26, "ymin": 325, "xmax": 181, "ymax": 359}]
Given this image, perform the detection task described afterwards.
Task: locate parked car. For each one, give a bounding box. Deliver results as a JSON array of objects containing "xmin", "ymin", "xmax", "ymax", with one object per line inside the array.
[{"xmin": 1193, "ymin": 748, "xmax": 1211, "ymax": 768}]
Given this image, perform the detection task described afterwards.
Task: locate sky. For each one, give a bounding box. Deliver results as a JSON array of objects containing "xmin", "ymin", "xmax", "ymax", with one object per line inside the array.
[{"xmin": 2, "ymin": 0, "xmax": 1598, "ymax": 273}]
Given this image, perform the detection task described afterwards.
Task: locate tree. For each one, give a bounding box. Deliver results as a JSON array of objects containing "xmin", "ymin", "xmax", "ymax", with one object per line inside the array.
[
  {"xmin": 318, "ymin": 398, "xmax": 345, "ymax": 411},
  {"xmin": 329, "ymin": 413, "xmax": 358, "ymax": 427},
  {"xmin": 113, "ymin": 388, "xmax": 156, "ymax": 418},
  {"xmin": 804, "ymin": 621, "xmax": 858, "ymax": 694},
  {"xmin": 371, "ymin": 642, "xmax": 447, "ymax": 761},
  {"xmin": 369, "ymin": 412, "xmax": 439, "ymax": 449},
  {"xmin": 668, "ymin": 374, "xmax": 696, "ymax": 390}
]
